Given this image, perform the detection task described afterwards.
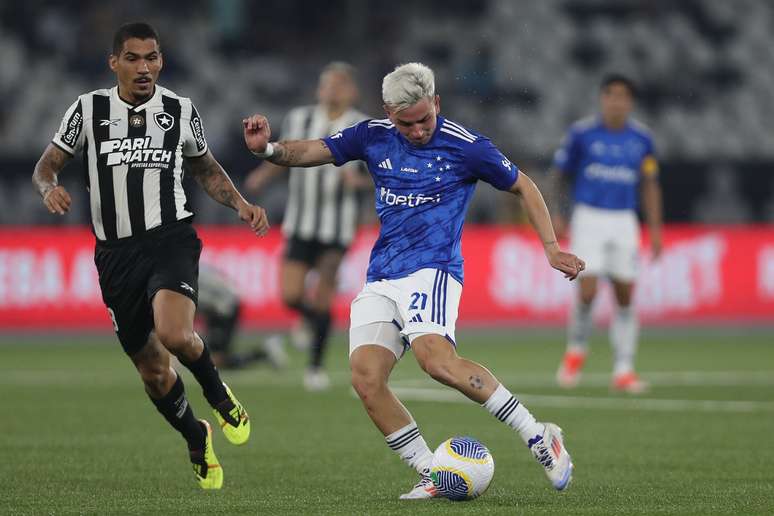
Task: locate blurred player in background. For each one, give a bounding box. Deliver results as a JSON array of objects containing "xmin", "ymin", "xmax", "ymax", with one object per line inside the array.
[
  {"xmin": 551, "ymin": 74, "xmax": 663, "ymax": 393},
  {"xmin": 245, "ymin": 62, "xmax": 369, "ymax": 391},
  {"xmin": 198, "ymin": 265, "xmax": 287, "ymax": 370},
  {"xmin": 31, "ymin": 22, "xmax": 267, "ymax": 489},
  {"xmin": 243, "ymin": 62, "xmax": 584, "ymax": 498}
]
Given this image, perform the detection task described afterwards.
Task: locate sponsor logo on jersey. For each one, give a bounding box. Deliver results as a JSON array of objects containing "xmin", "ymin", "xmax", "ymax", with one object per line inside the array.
[
  {"xmin": 61, "ymin": 112, "xmax": 83, "ymax": 147},
  {"xmin": 99, "ymin": 118, "xmax": 121, "ymax": 127},
  {"xmin": 330, "ymin": 132, "xmax": 343, "ymax": 139},
  {"xmin": 378, "ymin": 158, "xmax": 393, "ymax": 170},
  {"xmin": 99, "ymin": 136, "xmax": 173, "ymax": 169},
  {"xmin": 190, "ymin": 115, "xmax": 206, "ymax": 151},
  {"xmin": 584, "ymin": 163, "xmax": 637, "ymax": 183},
  {"xmin": 400, "ymin": 167, "xmax": 418, "ymax": 173},
  {"xmin": 379, "ymin": 187, "xmax": 440, "ymax": 207},
  {"xmin": 154, "ymin": 111, "xmax": 175, "ymax": 131}
]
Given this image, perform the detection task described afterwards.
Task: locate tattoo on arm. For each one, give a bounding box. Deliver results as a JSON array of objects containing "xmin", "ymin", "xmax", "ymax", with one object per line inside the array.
[
  {"xmin": 469, "ymin": 375, "xmax": 484, "ymax": 390},
  {"xmin": 268, "ymin": 139, "xmax": 333, "ymax": 167},
  {"xmin": 187, "ymin": 151, "xmax": 243, "ymax": 210},
  {"xmin": 32, "ymin": 144, "xmax": 70, "ymax": 197}
]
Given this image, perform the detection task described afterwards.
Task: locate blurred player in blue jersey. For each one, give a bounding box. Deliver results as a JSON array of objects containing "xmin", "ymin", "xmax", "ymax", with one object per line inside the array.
[
  {"xmin": 243, "ymin": 63, "xmax": 584, "ymax": 498},
  {"xmin": 551, "ymin": 74, "xmax": 663, "ymax": 394}
]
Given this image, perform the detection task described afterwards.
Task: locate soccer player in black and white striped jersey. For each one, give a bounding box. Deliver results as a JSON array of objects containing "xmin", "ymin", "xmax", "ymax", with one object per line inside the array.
[
  {"xmin": 245, "ymin": 63, "xmax": 370, "ymax": 391},
  {"xmin": 31, "ymin": 22, "xmax": 268, "ymax": 489}
]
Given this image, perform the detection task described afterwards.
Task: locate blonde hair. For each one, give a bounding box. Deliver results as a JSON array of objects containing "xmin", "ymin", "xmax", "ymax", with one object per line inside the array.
[{"xmin": 382, "ymin": 62, "xmax": 435, "ymax": 112}]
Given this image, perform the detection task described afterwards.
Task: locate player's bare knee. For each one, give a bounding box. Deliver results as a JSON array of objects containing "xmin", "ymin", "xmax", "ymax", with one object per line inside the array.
[
  {"xmin": 156, "ymin": 326, "xmax": 196, "ymax": 355},
  {"xmin": 351, "ymin": 364, "xmax": 386, "ymax": 402}
]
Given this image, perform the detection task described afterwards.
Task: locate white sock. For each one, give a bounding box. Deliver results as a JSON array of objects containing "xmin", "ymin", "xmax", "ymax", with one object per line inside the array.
[
  {"xmin": 567, "ymin": 300, "xmax": 593, "ymax": 351},
  {"xmin": 610, "ymin": 305, "xmax": 639, "ymax": 376},
  {"xmin": 483, "ymin": 384, "xmax": 544, "ymax": 446},
  {"xmin": 385, "ymin": 421, "xmax": 434, "ymax": 475}
]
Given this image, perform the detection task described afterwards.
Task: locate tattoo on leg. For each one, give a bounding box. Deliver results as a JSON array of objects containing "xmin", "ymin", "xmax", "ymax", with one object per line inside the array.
[{"xmin": 469, "ymin": 375, "xmax": 484, "ymax": 390}]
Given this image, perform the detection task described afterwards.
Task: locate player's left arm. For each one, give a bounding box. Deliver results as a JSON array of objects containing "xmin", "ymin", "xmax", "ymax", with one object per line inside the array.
[
  {"xmin": 186, "ymin": 150, "xmax": 269, "ymax": 236},
  {"xmin": 640, "ymin": 155, "xmax": 663, "ymax": 259},
  {"xmin": 509, "ymin": 173, "xmax": 585, "ymax": 280}
]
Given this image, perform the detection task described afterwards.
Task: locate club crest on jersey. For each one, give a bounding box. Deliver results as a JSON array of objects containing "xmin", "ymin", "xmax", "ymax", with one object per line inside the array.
[
  {"xmin": 129, "ymin": 114, "xmax": 145, "ymax": 128},
  {"xmin": 154, "ymin": 111, "xmax": 175, "ymax": 132}
]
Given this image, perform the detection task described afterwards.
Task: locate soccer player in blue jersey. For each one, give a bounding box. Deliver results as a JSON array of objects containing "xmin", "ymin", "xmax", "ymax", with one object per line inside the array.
[
  {"xmin": 243, "ymin": 63, "xmax": 584, "ymax": 498},
  {"xmin": 551, "ymin": 74, "xmax": 663, "ymax": 394}
]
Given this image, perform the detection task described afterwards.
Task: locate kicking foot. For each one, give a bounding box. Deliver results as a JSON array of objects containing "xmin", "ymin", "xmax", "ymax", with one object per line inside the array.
[{"xmin": 529, "ymin": 423, "xmax": 573, "ymax": 491}]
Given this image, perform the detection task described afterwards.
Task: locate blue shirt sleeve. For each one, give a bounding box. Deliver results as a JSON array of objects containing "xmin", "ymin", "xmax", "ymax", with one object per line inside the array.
[
  {"xmin": 552, "ymin": 127, "xmax": 581, "ymax": 175},
  {"xmin": 322, "ymin": 120, "xmax": 369, "ymax": 166},
  {"xmin": 465, "ymin": 138, "xmax": 519, "ymax": 191}
]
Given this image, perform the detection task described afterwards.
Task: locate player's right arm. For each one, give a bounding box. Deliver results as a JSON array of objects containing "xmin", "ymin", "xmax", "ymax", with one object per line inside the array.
[
  {"xmin": 32, "ymin": 144, "xmax": 72, "ymax": 215},
  {"xmin": 243, "ymin": 114, "xmax": 335, "ymax": 167}
]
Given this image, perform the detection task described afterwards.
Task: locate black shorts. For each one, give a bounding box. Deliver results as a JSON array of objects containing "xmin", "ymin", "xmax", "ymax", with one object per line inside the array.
[
  {"xmin": 284, "ymin": 236, "xmax": 347, "ymax": 266},
  {"xmin": 94, "ymin": 220, "xmax": 202, "ymax": 356}
]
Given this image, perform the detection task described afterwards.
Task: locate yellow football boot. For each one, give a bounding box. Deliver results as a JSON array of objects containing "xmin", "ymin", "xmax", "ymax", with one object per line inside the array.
[
  {"xmin": 213, "ymin": 383, "xmax": 250, "ymax": 445},
  {"xmin": 191, "ymin": 419, "xmax": 223, "ymax": 490}
]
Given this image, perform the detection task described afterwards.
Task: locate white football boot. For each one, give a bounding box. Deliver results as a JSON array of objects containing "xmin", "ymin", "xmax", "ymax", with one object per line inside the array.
[
  {"xmin": 529, "ymin": 423, "xmax": 573, "ymax": 491},
  {"xmin": 399, "ymin": 474, "xmax": 438, "ymax": 500}
]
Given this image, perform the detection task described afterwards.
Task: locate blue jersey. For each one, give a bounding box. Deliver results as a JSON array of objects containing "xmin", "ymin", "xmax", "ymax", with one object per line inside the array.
[
  {"xmin": 552, "ymin": 117, "xmax": 658, "ymax": 211},
  {"xmin": 323, "ymin": 116, "xmax": 518, "ymax": 284}
]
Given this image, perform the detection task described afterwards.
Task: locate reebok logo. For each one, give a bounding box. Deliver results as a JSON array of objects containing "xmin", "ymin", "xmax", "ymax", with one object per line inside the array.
[
  {"xmin": 180, "ymin": 282, "xmax": 196, "ymax": 295},
  {"xmin": 380, "ymin": 187, "xmax": 440, "ymax": 207},
  {"xmin": 378, "ymin": 158, "xmax": 393, "ymax": 170}
]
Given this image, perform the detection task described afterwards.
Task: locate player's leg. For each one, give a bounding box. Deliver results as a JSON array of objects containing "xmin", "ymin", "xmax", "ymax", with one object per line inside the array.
[
  {"xmin": 411, "ymin": 334, "xmax": 573, "ymax": 491},
  {"xmin": 349, "ymin": 290, "xmax": 437, "ymax": 499},
  {"xmin": 306, "ymin": 246, "xmax": 345, "ymax": 384},
  {"xmin": 609, "ymin": 279, "xmax": 646, "ymax": 392},
  {"xmin": 95, "ymin": 241, "xmax": 220, "ymax": 488},
  {"xmin": 557, "ymin": 275, "xmax": 597, "ymax": 387},
  {"xmin": 153, "ymin": 289, "xmax": 250, "ymax": 444},
  {"xmin": 608, "ymin": 214, "xmax": 646, "ymax": 393},
  {"xmin": 558, "ymin": 206, "xmax": 603, "ymax": 388},
  {"xmin": 131, "ymin": 332, "xmax": 222, "ymax": 489}
]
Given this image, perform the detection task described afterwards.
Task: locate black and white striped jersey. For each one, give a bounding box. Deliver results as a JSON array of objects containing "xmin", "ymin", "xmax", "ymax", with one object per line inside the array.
[
  {"xmin": 280, "ymin": 105, "xmax": 368, "ymax": 246},
  {"xmin": 52, "ymin": 85, "xmax": 207, "ymax": 242}
]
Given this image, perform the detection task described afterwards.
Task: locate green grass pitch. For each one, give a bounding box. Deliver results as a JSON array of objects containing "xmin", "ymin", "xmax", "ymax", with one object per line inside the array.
[{"xmin": 1, "ymin": 329, "xmax": 773, "ymax": 515}]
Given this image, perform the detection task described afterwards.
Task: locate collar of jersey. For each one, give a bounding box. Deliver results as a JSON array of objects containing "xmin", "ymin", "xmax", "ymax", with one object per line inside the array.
[{"xmin": 112, "ymin": 85, "xmax": 162, "ymax": 111}]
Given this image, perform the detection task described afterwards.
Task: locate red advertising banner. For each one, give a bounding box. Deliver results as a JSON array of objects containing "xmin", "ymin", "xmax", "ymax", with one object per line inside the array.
[{"xmin": 0, "ymin": 225, "xmax": 773, "ymax": 329}]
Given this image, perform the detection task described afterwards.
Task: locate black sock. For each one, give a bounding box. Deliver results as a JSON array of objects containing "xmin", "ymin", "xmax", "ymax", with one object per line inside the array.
[
  {"xmin": 203, "ymin": 307, "xmax": 239, "ymax": 354},
  {"xmin": 309, "ymin": 310, "xmax": 331, "ymax": 369},
  {"xmin": 179, "ymin": 343, "xmax": 231, "ymax": 414},
  {"xmin": 149, "ymin": 373, "xmax": 205, "ymax": 451},
  {"xmin": 286, "ymin": 300, "xmax": 316, "ymax": 322}
]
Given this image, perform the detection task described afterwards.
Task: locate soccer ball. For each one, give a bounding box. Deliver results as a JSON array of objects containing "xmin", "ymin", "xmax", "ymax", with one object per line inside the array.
[{"xmin": 430, "ymin": 436, "xmax": 495, "ymax": 501}]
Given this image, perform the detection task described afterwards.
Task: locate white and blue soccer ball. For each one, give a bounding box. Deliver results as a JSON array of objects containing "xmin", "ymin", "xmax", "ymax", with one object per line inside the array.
[{"xmin": 430, "ymin": 436, "xmax": 495, "ymax": 501}]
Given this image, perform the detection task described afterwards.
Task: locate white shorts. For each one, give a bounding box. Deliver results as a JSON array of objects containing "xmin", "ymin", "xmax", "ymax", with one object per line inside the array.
[
  {"xmin": 349, "ymin": 268, "xmax": 462, "ymax": 359},
  {"xmin": 571, "ymin": 204, "xmax": 640, "ymax": 282}
]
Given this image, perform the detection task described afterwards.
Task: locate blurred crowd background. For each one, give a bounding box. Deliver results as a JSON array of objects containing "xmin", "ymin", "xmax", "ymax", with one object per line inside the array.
[{"xmin": 1, "ymin": 0, "xmax": 773, "ymax": 227}]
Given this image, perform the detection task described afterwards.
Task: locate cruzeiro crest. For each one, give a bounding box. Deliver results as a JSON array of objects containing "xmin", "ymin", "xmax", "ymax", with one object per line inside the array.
[{"xmin": 154, "ymin": 111, "xmax": 175, "ymax": 132}]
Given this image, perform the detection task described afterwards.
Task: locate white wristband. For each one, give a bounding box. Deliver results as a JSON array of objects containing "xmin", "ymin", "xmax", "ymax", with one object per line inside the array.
[{"xmin": 252, "ymin": 142, "xmax": 274, "ymax": 159}]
